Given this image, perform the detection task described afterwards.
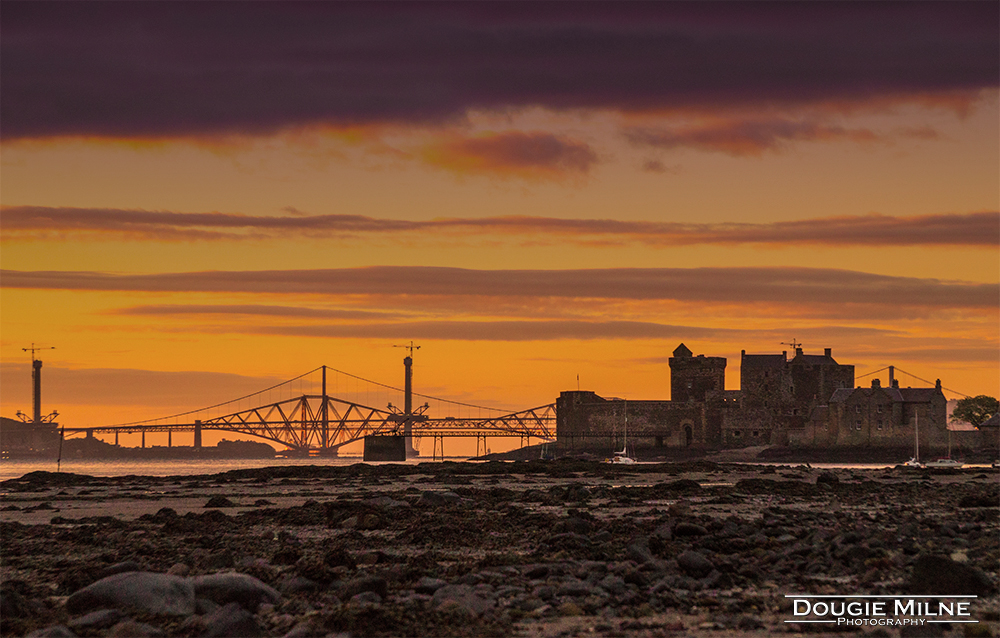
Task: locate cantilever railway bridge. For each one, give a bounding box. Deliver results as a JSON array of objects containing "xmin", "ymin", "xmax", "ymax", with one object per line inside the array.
[{"xmin": 60, "ymin": 364, "xmax": 555, "ymax": 456}]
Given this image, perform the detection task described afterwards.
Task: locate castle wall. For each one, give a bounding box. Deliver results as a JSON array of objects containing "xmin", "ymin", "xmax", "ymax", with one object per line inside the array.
[{"xmin": 556, "ymin": 391, "xmax": 715, "ymax": 451}]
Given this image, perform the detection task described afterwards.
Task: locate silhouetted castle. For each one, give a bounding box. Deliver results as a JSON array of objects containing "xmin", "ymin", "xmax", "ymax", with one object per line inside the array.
[{"xmin": 556, "ymin": 343, "xmax": 948, "ymax": 450}]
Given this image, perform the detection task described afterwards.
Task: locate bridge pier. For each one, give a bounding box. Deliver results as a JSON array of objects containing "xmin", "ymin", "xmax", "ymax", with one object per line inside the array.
[
  {"xmin": 168, "ymin": 431, "xmax": 171, "ymax": 447},
  {"xmin": 141, "ymin": 431, "xmax": 145, "ymax": 448},
  {"xmin": 194, "ymin": 420, "xmax": 202, "ymax": 450},
  {"xmin": 432, "ymin": 434, "xmax": 445, "ymax": 461}
]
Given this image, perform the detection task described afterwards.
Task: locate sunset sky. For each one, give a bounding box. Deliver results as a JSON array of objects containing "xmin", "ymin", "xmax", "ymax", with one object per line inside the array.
[{"xmin": 2, "ymin": 2, "xmax": 998, "ymax": 450}]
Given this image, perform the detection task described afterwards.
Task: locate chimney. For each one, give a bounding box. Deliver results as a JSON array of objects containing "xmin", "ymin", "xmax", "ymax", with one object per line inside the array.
[
  {"xmin": 782, "ymin": 350, "xmax": 787, "ymax": 360},
  {"xmin": 892, "ymin": 379, "xmax": 899, "ymax": 388},
  {"xmin": 935, "ymin": 379, "xmax": 942, "ymax": 390},
  {"xmin": 871, "ymin": 379, "xmax": 881, "ymax": 388},
  {"xmin": 795, "ymin": 347, "xmax": 803, "ymax": 357},
  {"xmin": 824, "ymin": 348, "xmax": 832, "ymax": 358}
]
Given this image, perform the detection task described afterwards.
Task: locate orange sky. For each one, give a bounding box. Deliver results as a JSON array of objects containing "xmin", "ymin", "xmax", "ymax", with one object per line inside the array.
[{"xmin": 1, "ymin": 3, "xmax": 997, "ymax": 452}]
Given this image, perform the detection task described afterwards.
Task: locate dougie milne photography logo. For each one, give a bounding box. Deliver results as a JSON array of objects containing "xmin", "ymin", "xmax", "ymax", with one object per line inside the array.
[{"xmin": 785, "ymin": 595, "xmax": 979, "ymax": 628}]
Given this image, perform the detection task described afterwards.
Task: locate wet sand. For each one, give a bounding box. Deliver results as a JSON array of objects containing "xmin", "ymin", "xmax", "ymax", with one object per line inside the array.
[{"xmin": 1, "ymin": 461, "xmax": 997, "ymax": 637}]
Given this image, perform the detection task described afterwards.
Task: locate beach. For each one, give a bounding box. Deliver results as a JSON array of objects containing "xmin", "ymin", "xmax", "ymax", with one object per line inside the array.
[{"xmin": 1, "ymin": 461, "xmax": 997, "ymax": 637}]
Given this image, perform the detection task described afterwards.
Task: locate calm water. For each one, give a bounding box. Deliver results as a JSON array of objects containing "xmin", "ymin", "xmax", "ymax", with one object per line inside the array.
[{"xmin": 0, "ymin": 456, "xmax": 472, "ymax": 481}]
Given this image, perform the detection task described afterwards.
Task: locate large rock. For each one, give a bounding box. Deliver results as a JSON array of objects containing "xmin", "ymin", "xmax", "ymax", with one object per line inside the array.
[
  {"xmin": 66, "ymin": 572, "xmax": 195, "ymax": 616},
  {"xmin": 191, "ymin": 573, "xmax": 280, "ymax": 611},
  {"xmin": 202, "ymin": 602, "xmax": 264, "ymax": 637},
  {"xmin": 909, "ymin": 554, "xmax": 996, "ymax": 596},
  {"xmin": 677, "ymin": 550, "xmax": 714, "ymax": 579}
]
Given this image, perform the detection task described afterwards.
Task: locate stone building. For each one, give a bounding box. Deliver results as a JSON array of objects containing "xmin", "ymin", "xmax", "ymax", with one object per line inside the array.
[
  {"xmin": 824, "ymin": 378, "xmax": 948, "ymax": 448},
  {"xmin": 732, "ymin": 347, "xmax": 855, "ymax": 446},
  {"xmin": 555, "ymin": 343, "xmax": 946, "ymax": 452}
]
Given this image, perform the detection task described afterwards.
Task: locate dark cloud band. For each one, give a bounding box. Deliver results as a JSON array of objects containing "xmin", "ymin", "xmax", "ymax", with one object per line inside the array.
[
  {"xmin": 2, "ymin": 266, "xmax": 996, "ymax": 309},
  {"xmin": 2, "ymin": 2, "xmax": 996, "ymax": 140}
]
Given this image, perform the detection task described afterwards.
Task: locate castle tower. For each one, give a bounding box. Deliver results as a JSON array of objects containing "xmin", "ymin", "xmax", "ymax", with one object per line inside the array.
[{"xmin": 669, "ymin": 343, "xmax": 726, "ymax": 402}]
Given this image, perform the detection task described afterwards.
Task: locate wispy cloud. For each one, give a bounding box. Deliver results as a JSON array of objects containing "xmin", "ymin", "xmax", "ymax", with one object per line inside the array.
[
  {"xmin": 113, "ymin": 304, "xmax": 402, "ymax": 320},
  {"xmin": 3, "ymin": 206, "xmax": 996, "ymax": 248},
  {"xmin": 2, "ymin": 3, "xmax": 995, "ymax": 141},
  {"xmin": 624, "ymin": 118, "xmax": 887, "ymax": 156},
  {"xmin": 422, "ymin": 131, "xmax": 598, "ymax": 178},
  {"xmin": 3, "ymin": 266, "xmax": 996, "ymax": 310}
]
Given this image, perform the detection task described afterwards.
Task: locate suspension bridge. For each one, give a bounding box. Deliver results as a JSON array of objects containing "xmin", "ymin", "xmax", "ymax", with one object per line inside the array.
[{"xmin": 57, "ymin": 357, "xmax": 556, "ymax": 459}]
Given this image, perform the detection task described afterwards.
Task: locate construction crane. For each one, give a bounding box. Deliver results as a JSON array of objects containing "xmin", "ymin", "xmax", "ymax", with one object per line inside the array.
[
  {"xmin": 22, "ymin": 343, "xmax": 55, "ymax": 359},
  {"xmin": 780, "ymin": 340, "xmax": 802, "ymax": 350},
  {"xmin": 393, "ymin": 341, "xmax": 420, "ymax": 357}
]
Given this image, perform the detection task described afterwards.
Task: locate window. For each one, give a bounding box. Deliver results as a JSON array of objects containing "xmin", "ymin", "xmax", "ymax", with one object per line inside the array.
[
  {"xmin": 877, "ymin": 420, "xmax": 883, "ymax": 430},
  {"xmin": 855, "ymin": 420, "xmax": 862, "ymax": 430},
  {"xmin": 752, "ymin": 430, "xmax": 759, "ymax": 437},
  {"xmin": 855, "ymin": 405, "xmax": 862, "ymax": 414},
  {"xmin": 876, "ymin": 405, "xmax": 884, "ymax": 414},
  {"xmin": 734, "ymin": 430, "xmax": 742, "ymax": 438}
]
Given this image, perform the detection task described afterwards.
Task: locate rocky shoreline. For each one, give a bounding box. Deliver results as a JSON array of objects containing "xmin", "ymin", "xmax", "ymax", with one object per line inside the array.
[{"xmin": 1, "ymin": 461, "xmax": 997, "ymax": 637}]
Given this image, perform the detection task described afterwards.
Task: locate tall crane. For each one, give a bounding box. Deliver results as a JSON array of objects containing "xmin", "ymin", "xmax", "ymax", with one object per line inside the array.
[
  {"xmin": 17, "ymin": 344, "xmax": 58, "ymax": 423},
  {"xmin": 391, "ymin": 342, "xmax": 423, "ymax": 457}
]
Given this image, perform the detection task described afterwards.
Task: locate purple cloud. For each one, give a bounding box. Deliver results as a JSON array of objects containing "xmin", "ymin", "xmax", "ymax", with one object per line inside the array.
[
  {"xmin": 3, "ymin": 206, "xmax": 996, "ymax": 247},
  {"xmin": 2, "ymin": 2, "xmax": 995, "ymax": 140}
]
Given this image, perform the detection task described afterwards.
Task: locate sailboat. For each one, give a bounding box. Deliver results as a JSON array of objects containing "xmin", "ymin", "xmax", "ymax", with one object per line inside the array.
[
  {"xmin": 925, "ymin": 427, "xmax": 963, "ymax": 468},
  {"xmin": 903, "ymin": 412, "xmax": 924, "ymax": 468},
  {"xmin": 608, "ymin": 400, "xmax": 637, "ymax": 465}
]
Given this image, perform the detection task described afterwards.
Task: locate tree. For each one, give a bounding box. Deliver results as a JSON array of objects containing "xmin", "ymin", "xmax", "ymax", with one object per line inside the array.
[{"xmin": 950, "ymin": 395, "xmax": 999, "ymax": 427}]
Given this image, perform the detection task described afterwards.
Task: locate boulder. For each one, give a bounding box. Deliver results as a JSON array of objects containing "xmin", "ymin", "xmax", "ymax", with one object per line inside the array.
[
  {"xmin": 677, "ymin": 550, "xmax": 714, "ymax": 579},
  {"xmin": 191, "ymin": 573, "xmax": 280, "ymax": 611},
  {"xmin": 66, "ymin": 572, "xmax": 195, "ymax": 616},
  {"xmin": 909, "ymin": 554, "xmax": 996, "ymax": 596}
]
